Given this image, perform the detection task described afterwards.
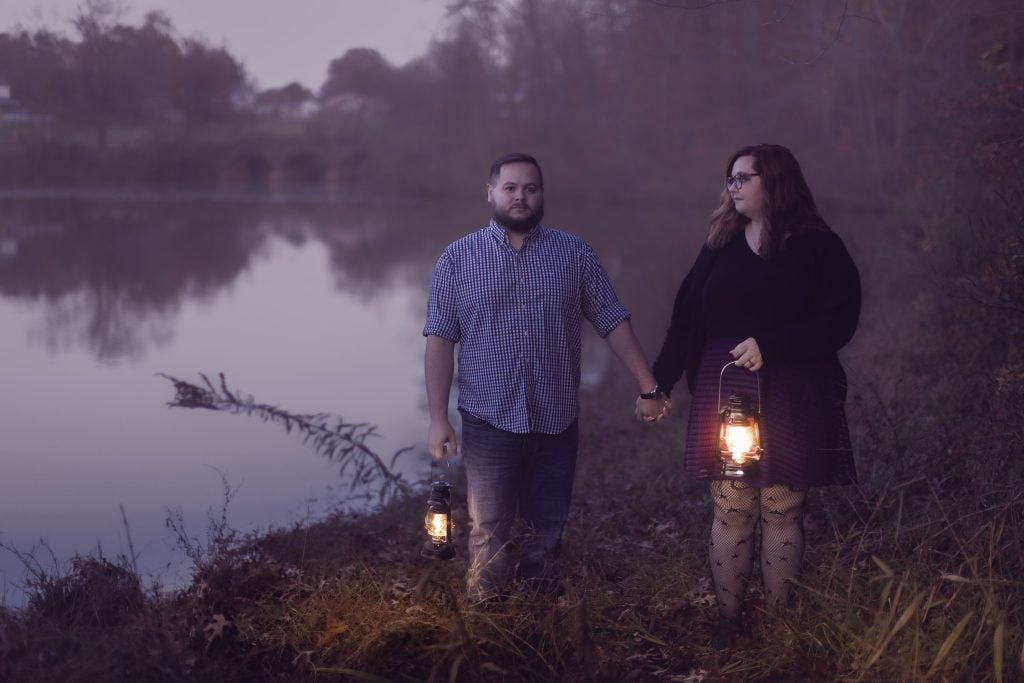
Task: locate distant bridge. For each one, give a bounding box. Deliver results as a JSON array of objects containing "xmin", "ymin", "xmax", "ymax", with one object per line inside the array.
[
  {"xmin": 218, "ymin": 143, "xmax": 374, "ymax": 192},
  {"xmin": 2, "ymin": 130, "xmax": 437, "ymax": 191},
  {"xmin": 145, "ymin": 137, "xmax": 392, "ymax": 192}
]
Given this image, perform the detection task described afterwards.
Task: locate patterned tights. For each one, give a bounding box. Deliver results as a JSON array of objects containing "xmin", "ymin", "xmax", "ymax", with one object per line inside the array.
[{"xmin": 709, "ymin": 480, "xmax": 806, "ymax": 620}]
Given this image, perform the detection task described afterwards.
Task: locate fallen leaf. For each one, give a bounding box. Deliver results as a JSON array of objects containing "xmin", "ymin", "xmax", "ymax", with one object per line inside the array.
[
  {"xmin": 320, "ymin": 619, "xmax": 349, "ymax": 646},
  {"xmin": 203, "ymin": 614, "xmax": 232, "ymax": 648}
]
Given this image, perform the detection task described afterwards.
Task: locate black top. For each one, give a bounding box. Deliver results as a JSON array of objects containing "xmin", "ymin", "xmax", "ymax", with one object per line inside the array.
[{"xmin": 652, "ymin": 229, "xmax": 861, "ymax": 395}]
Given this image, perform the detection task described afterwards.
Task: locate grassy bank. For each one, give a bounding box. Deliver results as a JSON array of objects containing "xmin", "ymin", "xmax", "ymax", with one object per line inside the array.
[{"xmin": 1, "ymin": 368, "xmax": 1021, "ymax": 682}]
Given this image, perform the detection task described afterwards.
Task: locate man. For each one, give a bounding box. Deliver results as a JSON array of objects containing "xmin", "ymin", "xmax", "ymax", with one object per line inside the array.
[{"xmin": 423, "ymin": 153, "xmax": 668, "ymax": 601}]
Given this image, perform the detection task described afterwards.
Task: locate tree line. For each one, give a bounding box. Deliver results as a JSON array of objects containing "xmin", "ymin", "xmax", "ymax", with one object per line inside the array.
[
  {"xmin": 0, "ymin": 7, "xmax": 244, "ymax": 147},
  {"xmin": 0, "ymin": 0, "xmax": 1019, "ymax": 199}
]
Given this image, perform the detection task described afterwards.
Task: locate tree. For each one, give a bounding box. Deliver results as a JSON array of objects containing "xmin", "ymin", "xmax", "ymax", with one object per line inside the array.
[
  {"xmin": 319, "ymin": 48, "xmax": 395, "ymax": 102},
  {"xmin": 170, "ymin": 39, "xmax": 248, "ymax": 123},
  {"xmin": 69, "ymin": 0, "xmax": 142, "ymax": 146},
  {"xmin": 254, "ymin": 82, "xmax": 316, "ymax": 118},
  {"xmin": 0, "ymin": 28, "xmax": 72, "ymax": 114},
  {"xmin": 1, "ymin": 3, "xmax": 247, "ymax": 144}
]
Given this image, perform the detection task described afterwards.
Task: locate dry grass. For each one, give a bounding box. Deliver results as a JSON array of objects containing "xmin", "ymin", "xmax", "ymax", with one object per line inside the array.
[{"xmin": 3, "ymin": 383, "xmax": 1019, "ymax": 682}]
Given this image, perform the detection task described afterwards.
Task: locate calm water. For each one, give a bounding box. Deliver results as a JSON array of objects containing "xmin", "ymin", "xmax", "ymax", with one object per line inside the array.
[{"xmin": 0, "ymin": 192, "xmax": 702, "ymax": 605}]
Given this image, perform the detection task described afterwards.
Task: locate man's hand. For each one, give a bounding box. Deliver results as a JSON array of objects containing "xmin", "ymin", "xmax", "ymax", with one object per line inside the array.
[
  {"xmin": 636, "ymin": 396, "xmax": 672, "ymax": 423},
  {"xmin": 427, "ymin": 418, "xmax": 458, "ymax": 460}
]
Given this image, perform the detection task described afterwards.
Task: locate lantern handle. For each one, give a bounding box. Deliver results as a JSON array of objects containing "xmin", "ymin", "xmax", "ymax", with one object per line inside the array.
[
  {"xmin": 429, "ymin": 457, "xmax": 452, "ymax": 484},
  {"xmin": 717, "ymin": 360, "xmax": 762, "ymax": 414}
]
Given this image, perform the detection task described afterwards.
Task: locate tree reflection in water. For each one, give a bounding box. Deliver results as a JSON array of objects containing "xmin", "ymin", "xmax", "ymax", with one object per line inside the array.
[
  {"xmin": 0, "ymin": 198, "xmax": 266, "ymax": 360},
  {"xmin": 0, "ymin": 193, "xmax": 481, "ymax": 604},
  {"xmin": 0, "ymin": 194, "xmax": 712, "ymax": 363}
]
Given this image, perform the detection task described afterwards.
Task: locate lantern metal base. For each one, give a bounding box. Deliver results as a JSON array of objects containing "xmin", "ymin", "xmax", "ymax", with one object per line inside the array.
[
  {"xmin": 721, "ymin": 461, "xmax": 756, "ymax": 479},
  {"xmin": 422, "ymin": 542, "xmax": 456, "ymax": 561}
]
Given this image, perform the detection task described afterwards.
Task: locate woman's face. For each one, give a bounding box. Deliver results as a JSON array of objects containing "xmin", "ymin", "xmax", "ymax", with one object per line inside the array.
[{"xmin": 728, "ymin": 155, "xmax": 764, "ymax": 219}]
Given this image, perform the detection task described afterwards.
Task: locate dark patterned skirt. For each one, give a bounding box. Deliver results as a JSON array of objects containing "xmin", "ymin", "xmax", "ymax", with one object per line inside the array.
[{"xmin": 683, "ymin": 336, "xmax": 856, "ymax": 488}]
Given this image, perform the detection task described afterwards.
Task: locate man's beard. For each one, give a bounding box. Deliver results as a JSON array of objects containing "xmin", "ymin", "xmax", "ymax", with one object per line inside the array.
[{"xmin": 493, "ymin": 204, "xmax": 544, "ymax": 234}]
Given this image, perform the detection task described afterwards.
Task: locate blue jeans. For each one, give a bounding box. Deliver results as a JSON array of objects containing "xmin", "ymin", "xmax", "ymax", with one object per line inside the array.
[{"xmin": 459, "ymin": 409, "xmax": 579, "ymax": 600}]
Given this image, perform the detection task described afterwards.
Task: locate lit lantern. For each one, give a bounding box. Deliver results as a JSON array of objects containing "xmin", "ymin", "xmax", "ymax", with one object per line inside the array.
[
  {"xmin": 422, "ymin": 479, "xmax": 456, "ymax": 560},
  {"xmin": 717, "ymin": 362, "xmax": 763, "ymax": 479}
]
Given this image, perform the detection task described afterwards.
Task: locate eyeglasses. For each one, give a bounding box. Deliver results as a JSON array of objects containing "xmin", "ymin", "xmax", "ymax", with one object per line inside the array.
[{"xmin": 726, "ymin": 172, "xmax": 760, "ymax": 190}]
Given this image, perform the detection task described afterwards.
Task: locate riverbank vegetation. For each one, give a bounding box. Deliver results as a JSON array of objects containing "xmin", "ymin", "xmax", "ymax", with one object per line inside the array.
[{"xmin": 0, "ymin": 411, "xmax": 1021, "ymax": 681}]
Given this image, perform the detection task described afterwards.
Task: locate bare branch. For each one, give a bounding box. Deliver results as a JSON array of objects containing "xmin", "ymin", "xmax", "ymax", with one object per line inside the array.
[
  {"xmin": 118, "ymin": 503, "xmax": 139, "ymax": 576},
  {"xmin": 778, "ymin": 0, "xmax": 859, "ymax": 66},
  {"xmin": 642, "ymin": 0, "xmax": 746, "ymax": 9},
  {"xmin": 158, "ymin": 372, "xmax": 414, "ymax": 503},
  {"xmin": 990, "ymin": 135, "xmax": 1024, "ymax": 147},
  {"xmin": 638, "ymin": 0, "xmax": 874, "ymax": 64},
  {"xmin": 762, "ymin": 1, "xmax": 797, "ymax": 27}
]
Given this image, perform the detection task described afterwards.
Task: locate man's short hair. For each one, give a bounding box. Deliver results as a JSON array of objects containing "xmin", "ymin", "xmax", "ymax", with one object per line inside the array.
[{"xmin": 488, "ymin": 153, "xmax": 544, "ymax": 187}]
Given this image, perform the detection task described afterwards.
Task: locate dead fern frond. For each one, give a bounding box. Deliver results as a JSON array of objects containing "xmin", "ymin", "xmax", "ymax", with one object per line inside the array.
[{"xmin": 159, "ymin": 372, "xmax": 413, "ymax": 503}]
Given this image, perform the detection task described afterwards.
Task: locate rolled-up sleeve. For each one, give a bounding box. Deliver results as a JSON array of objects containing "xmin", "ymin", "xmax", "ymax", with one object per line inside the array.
[
  {"xmin": 423, "ymin": 251, "xmax": 461, "ymax": 342},
  {"xmin": 580, "ymin": 244, "xmax": 630, "ymax": 338}
]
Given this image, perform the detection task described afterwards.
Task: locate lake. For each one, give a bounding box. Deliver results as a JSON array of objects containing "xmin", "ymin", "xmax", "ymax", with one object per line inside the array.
[{"xmin": 0, "ymin": 191, "xmax": 701, "ymax": 605}]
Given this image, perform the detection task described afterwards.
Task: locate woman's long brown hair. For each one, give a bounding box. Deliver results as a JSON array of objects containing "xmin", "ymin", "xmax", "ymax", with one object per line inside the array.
[{"xmin": 707, "ymin": 144, "xmax": 829, "ymax": 259}]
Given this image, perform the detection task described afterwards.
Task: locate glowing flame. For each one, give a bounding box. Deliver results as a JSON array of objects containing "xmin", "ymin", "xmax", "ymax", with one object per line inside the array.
[
  {"xmin": 725, "ymin": 424, "xmax": 755, "ymax": 460},
  {"xmin": 426, "ymin": 512, "xmax": 448, "ymax": 542}
]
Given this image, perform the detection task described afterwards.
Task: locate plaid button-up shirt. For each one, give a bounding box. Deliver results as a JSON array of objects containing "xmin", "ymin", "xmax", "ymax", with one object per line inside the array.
[{"xmin": 424, "ymin": 221, "xmax": 630, "ymax": 434}]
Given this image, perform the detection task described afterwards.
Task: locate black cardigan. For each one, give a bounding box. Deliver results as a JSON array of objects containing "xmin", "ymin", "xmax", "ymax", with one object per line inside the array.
[{"xmin": 652, "ymin": 229, "xmax": 861, "ymax": 396}]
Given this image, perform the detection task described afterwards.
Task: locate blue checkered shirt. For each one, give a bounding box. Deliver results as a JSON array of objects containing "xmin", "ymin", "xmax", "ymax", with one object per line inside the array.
[{"xmin": 424, "ymin": 221, "xmax": 631, "ymax": 434}]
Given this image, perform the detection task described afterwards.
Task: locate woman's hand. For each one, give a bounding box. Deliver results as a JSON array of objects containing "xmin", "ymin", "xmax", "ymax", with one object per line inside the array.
[{"xmin": 730, "ymin": 337, "xmax": 763, "ymax": 372}]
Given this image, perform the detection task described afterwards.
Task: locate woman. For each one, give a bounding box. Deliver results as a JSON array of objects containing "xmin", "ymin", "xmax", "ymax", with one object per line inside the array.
[{"xmin": 651, "ymin": 144, "xmax": 860, "ymax": 647}]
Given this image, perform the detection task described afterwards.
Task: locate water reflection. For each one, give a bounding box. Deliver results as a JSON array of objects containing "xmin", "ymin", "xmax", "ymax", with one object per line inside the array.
[
  {"xmin": 0, "ymin": 195, "xmax": 467, "ymax": 605},
  {"xmin": 0, "ymin": 194, "xmax": 706, "ymax": 363},
  {"xmin": 0, "ymin": 199, "xmax": 269, "ymax": 360}
]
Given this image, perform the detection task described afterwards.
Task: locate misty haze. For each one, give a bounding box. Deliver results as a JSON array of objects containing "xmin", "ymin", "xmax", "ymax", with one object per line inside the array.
[{"xmin": 0, "ymin": 1, "xmax": 1021, "ymax": 681}]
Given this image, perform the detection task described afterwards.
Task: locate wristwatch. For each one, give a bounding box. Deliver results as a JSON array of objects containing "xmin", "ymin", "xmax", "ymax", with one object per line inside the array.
[{"xmin": 638, "ymin": 385, "xmax": 664, "ymax": 400}]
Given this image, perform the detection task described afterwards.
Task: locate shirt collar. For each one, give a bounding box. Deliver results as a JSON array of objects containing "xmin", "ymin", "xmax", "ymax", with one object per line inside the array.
[{"xmin": 487, "ymin": 219, "xmax": 547, "ymax": 245}]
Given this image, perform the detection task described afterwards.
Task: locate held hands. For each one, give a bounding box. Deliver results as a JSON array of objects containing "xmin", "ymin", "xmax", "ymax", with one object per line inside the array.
[
  {"xmin": 427, "ymin": 418, "xmax": 458, "ymax": 461},
  {"xmin": 635, "ymin": 396, "xmax": 672, "ymax": 423},
  {"xmin": 730, "ymin": 337, "xmax": 764, "ymax": 372}
]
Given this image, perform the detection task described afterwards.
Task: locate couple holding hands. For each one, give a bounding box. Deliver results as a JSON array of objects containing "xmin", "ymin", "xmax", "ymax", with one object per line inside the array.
[{"xmin": 424, "ymin": 145, "xmax": 860, "ymax": 647}]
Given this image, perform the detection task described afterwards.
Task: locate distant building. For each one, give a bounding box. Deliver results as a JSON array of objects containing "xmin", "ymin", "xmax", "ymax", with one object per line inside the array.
[
  {"xmin": 0, "ymin": 82, "xmax": 17, "ymax": 118},
  {"xmin": 0, "ymin": 82, "xmax": 51, "ymax": 124}
]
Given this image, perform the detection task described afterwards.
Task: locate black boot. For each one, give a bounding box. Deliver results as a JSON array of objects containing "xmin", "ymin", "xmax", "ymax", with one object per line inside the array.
[{"xmin": 711, "ymin": 616, "xmax": 740, "ymax": 648}]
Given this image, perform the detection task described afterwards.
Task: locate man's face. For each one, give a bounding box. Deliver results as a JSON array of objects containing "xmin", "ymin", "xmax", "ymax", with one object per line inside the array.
[{"xmin": 487, "ymin": 162, "xmax": 544, "ymax": 233}]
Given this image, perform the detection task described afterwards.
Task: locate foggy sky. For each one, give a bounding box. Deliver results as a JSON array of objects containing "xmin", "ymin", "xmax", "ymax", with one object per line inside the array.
[{"xmin": 0, "ymin": 0, "xmax": 448, "ymax": 89}]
